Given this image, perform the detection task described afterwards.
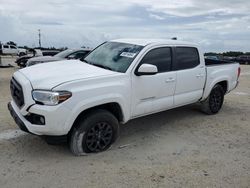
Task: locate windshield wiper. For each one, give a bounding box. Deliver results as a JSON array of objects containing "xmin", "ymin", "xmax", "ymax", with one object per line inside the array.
[
  {"xmin": 91, "ymin": 63, "xmax": 113, "ymax": 71},
  {"xmin": 81, "ymin": 59, "xmax": 113, "ymax": 71},
  {"xmin": 81, "ymin": 59, "xmax": 89, "ymax": 64}
]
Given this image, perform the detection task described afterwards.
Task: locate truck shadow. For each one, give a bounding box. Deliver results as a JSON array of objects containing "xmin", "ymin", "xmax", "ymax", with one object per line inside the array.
[{"xmin": 117, "ymin": 104, "xmax": 202, "ymax": 142}]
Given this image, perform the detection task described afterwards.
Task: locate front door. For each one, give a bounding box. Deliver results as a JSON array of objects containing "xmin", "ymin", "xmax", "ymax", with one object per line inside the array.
[{"xmin": 131, "ymin": 47, "xmax": 176, "ymax": 117}]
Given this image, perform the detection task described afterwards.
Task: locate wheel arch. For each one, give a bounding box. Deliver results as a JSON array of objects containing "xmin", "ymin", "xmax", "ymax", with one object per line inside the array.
[
  {"xmin": 68, "ymin": 102, "xmax": 124, "ymax": 134},
  {"xmin": 202, "ymin": 78, "xmax": 229, "ymax": 101},
  {"xmin": 216, "ymin": 80, "xmax": 228, "ymax": 94}
]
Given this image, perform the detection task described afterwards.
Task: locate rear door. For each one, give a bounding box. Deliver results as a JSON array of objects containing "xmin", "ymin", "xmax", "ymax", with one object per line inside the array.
[
  {"xmin": 10, "ymin": 45, "xmax": 18, "ymax": 55},
  {"xmin": 173, "ymin": 47, "xmax": 206, "ymax": 106},
  {"xmin": 131, "ymin": 47, "xmax": 176, "ymax": 117}
]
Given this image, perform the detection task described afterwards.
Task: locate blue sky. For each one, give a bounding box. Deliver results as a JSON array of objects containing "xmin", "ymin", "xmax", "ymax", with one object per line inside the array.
[{"xmin": 0, "ymin": 0, "xmax": 250, "ymax": 52}]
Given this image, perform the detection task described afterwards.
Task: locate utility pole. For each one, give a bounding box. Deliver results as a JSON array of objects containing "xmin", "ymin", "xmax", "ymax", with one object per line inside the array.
[{"xmin": 38, "ymin": 29, "xmax": 41, "ymax": 48}]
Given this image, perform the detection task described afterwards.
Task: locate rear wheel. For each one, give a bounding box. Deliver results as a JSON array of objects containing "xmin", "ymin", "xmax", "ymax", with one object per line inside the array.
[
  {"xmin": 70, "ymin": 109, "xmax": 119, "ymax": 156},
  {"xmin": 201, "ymin": 85, "xmax": 225, "ymax": 115}
]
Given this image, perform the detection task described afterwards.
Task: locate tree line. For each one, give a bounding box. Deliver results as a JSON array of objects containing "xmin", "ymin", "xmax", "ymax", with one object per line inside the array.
[{"xmin": 205, "ymin": 51, "xmax": 250, "ymax": 57}]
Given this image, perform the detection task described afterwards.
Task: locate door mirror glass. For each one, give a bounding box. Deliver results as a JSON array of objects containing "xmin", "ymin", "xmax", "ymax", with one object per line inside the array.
[{"xmin": 136, "ymin": 64, "xmax": 158, "ymax": 76}]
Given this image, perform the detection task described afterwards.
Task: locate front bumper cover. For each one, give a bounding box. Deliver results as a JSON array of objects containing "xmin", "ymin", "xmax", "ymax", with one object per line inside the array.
[{"xmin": 8, "ymin": 102, "xmax": 30, "ymax": 133}]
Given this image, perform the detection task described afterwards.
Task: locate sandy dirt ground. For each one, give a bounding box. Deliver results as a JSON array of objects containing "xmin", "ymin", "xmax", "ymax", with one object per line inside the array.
[{"xmin": 0, "ymin": 65, "xmax": 249, "ymax": 188}]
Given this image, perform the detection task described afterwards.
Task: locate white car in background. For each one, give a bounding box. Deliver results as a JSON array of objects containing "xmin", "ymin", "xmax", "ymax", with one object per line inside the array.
[
  {"xmin": 0, "ymin": 44, "xmax": 27, "ymax": 56},
  {"xmin": 26, "ymin": 48, "xmax": 91, "ymax": 66}
]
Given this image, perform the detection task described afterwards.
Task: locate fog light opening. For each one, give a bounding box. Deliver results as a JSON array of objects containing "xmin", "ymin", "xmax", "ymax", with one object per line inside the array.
[{"xmin": 25, "ymin": 113, "xmax": 45, "ymax": 125}]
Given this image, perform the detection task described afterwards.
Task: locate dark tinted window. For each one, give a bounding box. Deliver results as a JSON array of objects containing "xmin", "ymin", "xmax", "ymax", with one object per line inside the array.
[
  {"xmin": 42, "ymin": 51, "xmax": 59, "ymax": 56},
  {"xmin": 175, "ymin": 47, "xmax": 199, "ymax": 70},
  {"xmin": 73, "ymin": 51, "xmax": 89, "ymax": 59},
  {"xmin": 140, "ymin": 47, "xmax": 172, "ymax": 73}
]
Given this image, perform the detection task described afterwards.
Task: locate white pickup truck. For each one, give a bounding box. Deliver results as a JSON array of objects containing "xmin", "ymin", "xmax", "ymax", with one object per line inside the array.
[
  {"xmin": 8, "ymin": 39, "xmax": 240, "ymax": 155},
  {"xmin": 0, "ymin": 44, "xmax": 27, "ymax": 56}
]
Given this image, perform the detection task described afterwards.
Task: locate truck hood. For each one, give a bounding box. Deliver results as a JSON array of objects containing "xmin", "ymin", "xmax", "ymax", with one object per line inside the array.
[
  {"xmin": 28, "ymin": 56, "xmax": 63, "ymax": 63},
  {"xmin": 18, "ymin": 60, "xmax": 118, "ymax": 89}
]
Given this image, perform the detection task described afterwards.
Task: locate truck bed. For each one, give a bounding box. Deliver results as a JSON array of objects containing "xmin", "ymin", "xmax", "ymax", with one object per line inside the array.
[
  {"xmin": 202, "ymin": 61, "xmax": 239, "ymax": 100},
  {"xmin": 205, "ymin": 58, "xmax": 237, "ymax": 66}
]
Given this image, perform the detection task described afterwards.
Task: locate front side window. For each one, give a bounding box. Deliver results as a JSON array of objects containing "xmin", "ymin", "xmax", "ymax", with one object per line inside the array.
[
  {"xmin": 139, "ymin": 47, "xmax": 172, "ymax": 73},
  {"xmin": 10, "ymin": 45, "xmax": 17, "ymax": 49},
  {"xmin": 84, "ymin": 42, "xmax": 143, "ymax": 73},
  {"xmin": 175, "ymin": 47, "xmax": 200, "ymax": 70}
]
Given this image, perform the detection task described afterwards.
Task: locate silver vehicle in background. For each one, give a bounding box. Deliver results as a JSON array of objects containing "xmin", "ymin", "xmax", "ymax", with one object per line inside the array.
[{"xmin": 26, "ymin": 48, "xmax": 91, "ymax": 66}]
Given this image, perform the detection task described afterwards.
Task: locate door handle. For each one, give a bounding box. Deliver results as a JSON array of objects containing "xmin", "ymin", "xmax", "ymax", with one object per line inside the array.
[
  {"xmin": 196, "ymin": 74, "xmax": 204, "ymax": 78},
  {"xmin": 165, "ymin": 78, "xmax": 175, "ymax": 83}
]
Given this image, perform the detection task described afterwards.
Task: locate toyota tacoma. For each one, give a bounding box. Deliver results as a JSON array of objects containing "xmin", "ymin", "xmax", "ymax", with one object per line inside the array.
[{"xmin": 8, "ymin": 39, "xmax": 240, "ymax": 155}]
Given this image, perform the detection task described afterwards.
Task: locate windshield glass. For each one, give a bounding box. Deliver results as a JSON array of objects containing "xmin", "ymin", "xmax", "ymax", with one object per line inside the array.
[
  {"xmin": 54, "ymin": 49, "xmax": 75, "ymax": 58},
  {"xmin": 84, "ymin": 42, "xmax": 144, "ymax": 73}
]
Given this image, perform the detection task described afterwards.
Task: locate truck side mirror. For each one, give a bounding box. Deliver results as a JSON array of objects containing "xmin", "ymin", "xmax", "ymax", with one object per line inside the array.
[{"xmin": 136, "ymin": 64, "xmax": 158, "ymax": 76}]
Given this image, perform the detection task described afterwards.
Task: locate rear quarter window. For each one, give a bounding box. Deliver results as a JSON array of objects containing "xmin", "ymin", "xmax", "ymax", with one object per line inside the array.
[{"xmin": 175, "ymin": 47, "xmax": 200, "ymax": 70}]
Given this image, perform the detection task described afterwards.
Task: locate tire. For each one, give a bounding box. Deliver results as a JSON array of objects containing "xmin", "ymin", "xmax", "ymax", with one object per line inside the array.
[
  {"xmin": 19, "ymin": 52, "xmax": 26, "ymax": 57},
  {"xmin": 19, "ymin": 59, "xmax": 28, "ymax": 68},
  {"xmin": 201, "ymin": 84, "xmax": 225, "ymax": 115},
  {"xmin": 70, "ymin": 109, "xmax": 119, "ymax": 156}
]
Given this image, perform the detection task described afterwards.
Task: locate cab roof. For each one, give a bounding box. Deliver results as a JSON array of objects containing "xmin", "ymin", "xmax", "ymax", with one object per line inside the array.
[{"xmin": 111, "ymin": 38, "xmax": 197, "ymax": 47}]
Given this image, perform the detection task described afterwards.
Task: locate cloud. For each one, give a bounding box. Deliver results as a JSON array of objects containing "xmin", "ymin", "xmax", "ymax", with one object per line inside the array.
[
  {"xmin": 149, "ymin": 14, "xmax": 165, "ymax": 20},
  {"xmin": 0, "ymin": 0, "xmax": 249, "ymax": 52}
]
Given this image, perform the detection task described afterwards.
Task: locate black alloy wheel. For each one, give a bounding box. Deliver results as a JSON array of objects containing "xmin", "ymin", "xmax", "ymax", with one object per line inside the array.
[
  {"xmin": 70, "ymin": 109, "xmax": 119, "ymax": 155},
  {"xmin": 209, "ymin": 88, "xmax": 223, "ymax": 113},
  {"xmin": 85, "ymin": 122, "xmax": 113, "ymax": 152},
  {"xmin": 201, "ymin": 84, "xmax": 225, "ymax": 115}
]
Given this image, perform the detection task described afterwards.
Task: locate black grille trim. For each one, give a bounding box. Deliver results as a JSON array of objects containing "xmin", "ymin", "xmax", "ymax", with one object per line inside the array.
[{"xmin": 10, "ymin": 78, "xmax": 24, "ymax": 108}]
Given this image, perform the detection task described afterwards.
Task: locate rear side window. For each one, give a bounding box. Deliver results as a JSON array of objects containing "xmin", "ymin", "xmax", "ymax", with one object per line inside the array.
[
  {"xmin": 175, "ymin": 47, "xmax": 200, "ymax": 70},
  {"xmin": 3, "ymin": 45, "xmax": 9, "ymax": 48},
  {"xmin": 140, "ymin": 47, "xmax": 172, "ymax": 73}
]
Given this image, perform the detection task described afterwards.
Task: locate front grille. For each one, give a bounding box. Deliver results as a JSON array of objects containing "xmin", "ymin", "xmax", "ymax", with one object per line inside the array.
[{"xmin": 10, "ymin": 78, "xmax": 24, "ymax": 108}]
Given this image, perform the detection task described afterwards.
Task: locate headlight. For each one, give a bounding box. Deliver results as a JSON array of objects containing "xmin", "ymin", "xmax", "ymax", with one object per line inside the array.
[{"xmin": 32, "ymin": 90, "xmax": 72, "ymax": 105}]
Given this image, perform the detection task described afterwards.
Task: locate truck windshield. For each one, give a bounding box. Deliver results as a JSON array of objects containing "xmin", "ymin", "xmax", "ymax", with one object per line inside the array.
[{"xmin": 83, "ymin": 42, "xmax": 143, "ymax": 73}]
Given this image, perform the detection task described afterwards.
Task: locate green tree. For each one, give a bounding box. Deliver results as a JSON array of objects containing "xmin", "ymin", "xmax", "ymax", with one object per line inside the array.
[
  {"xmin": 222, "ymin": 51, "xmax": 244, "ymax": 57},
  {"xmin": 6, "ymin": 41, "xmax": 17, "ymax": 46}
]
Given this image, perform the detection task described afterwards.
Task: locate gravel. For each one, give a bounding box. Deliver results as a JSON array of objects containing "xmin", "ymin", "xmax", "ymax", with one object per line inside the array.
[{"xmin": 0, "ymin": 65, "xmax": 249, "ymax": 188}]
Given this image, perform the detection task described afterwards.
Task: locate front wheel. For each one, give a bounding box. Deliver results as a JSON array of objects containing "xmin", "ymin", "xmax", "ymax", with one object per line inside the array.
[
  {"xmin": 201, "ymin": 85, "xmax": 225, "ymax": 115},
  {"xmin": 69, "ymin": 109, "xmax": 119, "ymax": 156}
]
